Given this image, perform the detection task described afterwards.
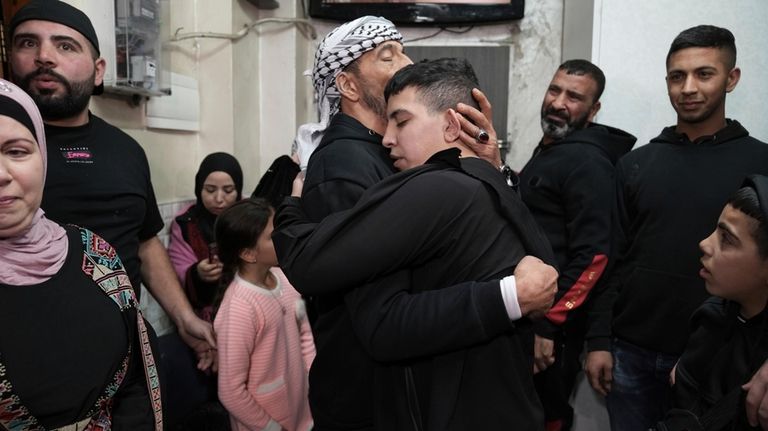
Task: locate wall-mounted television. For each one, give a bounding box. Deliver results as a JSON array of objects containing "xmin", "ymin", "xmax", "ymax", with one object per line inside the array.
[{"xmin": 308, "ymin": 0, "xmax": 525, "ymax": 26}]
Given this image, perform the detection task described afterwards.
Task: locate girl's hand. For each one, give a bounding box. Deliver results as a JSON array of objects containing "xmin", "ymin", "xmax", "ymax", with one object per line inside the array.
[{"xmin": 197, "ymin": 258, "xmax": 223, "ymax": 282}]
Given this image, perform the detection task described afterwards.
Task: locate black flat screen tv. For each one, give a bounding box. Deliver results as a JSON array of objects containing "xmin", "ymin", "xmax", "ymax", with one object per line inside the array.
[{"xmin": 308, "ymin": 0, "xmax": 525, "ymax": 26}]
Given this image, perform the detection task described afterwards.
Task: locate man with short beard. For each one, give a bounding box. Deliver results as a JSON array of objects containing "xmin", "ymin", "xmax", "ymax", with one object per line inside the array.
[
  {"xmin": 8, "ymin": 0, "xmax": 216, "ymax": 388},
  {"xmin": 518, "ymin": 59, "xmax": 636, "ymax": 431}
]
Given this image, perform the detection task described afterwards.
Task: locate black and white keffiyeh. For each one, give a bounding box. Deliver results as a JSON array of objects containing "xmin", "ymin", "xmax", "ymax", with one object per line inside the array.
[{"xmin": 293, "ymin": 16, "xmax": 402, "ymax": 169}]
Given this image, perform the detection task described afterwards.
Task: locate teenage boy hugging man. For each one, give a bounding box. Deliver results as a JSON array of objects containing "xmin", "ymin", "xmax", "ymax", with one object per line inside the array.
[{"xmin": 275, "ymin": 58, "xmax": 558, "ymax": 430}]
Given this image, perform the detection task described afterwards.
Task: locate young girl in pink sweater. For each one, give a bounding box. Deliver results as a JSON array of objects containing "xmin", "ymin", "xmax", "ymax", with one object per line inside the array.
[{"xmin": 213, "ymin": 198, "xmax": 315, "ymax": 431}]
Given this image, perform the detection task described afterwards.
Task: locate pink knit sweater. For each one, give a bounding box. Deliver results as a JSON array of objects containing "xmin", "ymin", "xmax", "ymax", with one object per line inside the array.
[{"xmin": 215, "ymin": 268, "xmax": 315, "ymax": 431}]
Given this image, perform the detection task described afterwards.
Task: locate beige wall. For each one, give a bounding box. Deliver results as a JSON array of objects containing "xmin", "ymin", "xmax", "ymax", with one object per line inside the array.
[
  {"xmin": 90, "ymin": 0, "xmax": 235, "ymax": 203},
  {"xmin": 83, "ymin": 0, "xmax": 563, "ymax": 204}
]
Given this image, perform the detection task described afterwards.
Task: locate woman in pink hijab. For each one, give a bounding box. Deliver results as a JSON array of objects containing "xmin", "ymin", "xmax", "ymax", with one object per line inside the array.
[{"xmin": 0, "ymin": 78, "xmax": 162, "ymax": 430}]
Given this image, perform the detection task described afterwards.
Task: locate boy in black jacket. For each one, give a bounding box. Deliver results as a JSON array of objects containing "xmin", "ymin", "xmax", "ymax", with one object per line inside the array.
[{"xmin": 661, "ymin": 175, "xmax": 768, "ymax": 430}]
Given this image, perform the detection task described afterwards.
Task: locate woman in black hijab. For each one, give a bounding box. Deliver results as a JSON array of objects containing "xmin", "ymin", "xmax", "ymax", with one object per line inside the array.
[
  {"xmin": 165, "ymin": 153, "xmax": 243, "ymax": 428},
  {"xmin": 168, "ymin": 152, "xmax": 243, "ymax": 323}
]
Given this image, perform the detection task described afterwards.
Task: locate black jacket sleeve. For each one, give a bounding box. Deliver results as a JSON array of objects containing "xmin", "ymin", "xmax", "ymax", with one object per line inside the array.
[
  {"xmin": 273, "ymin": 171, "xmax": 474, "ymax": 296},
  {"xmin": 536, "ymin": 155, "xmax": 614, "ymax": 337},
  {"xmin": 585, "ymin": 160, "xmax": 631, "ymax": 351},
  {"xmin": 300, "ymin": 138, "xmax": 393, "ymax": 221},
  {"xmin": 344, "ymin": 269, "xmax": 513, "ymax": 361},
  {"xmin": 301, "ymin": 178, "xmax": 368, "ymax": 222}
]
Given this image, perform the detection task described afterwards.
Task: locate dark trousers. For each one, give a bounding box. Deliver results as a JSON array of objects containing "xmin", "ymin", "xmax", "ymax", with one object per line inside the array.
[
  {"xmin": 607, "ymin": 338, "xmax": 677, "ymax": 431},
  {"xmin": 158, "ymin": 332, "xmax": 230, "ymax": 430},
  {"xmin": 534, "ymin": 322, "xmax": 586, "ymax": 431}
]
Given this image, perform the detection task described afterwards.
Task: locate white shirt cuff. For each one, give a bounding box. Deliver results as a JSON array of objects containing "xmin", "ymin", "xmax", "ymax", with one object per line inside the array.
[{"xmin": 499, "ymin": 275, "xmax": 522, "ymax": 321}]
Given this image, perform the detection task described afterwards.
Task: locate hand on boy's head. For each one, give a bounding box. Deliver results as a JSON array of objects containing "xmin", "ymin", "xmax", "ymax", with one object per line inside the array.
[{"xmin": 457, "ymin": 88, "xmax": 501, "ymax": 168}]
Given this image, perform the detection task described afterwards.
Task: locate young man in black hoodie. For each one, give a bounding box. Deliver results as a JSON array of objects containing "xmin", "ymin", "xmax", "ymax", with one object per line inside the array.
[
  {"xmin": 520, "ymin": 59, "xmax": 636, "ymax": 431},
  {"xmin": 584, "ymin": 25, "xmax": 768, "ymax": 431}
]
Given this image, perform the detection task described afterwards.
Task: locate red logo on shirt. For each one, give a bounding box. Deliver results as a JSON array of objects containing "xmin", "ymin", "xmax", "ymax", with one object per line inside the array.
[{"xmin": 61, "ymin": 150, "xmax": 93, "ymax": 162}]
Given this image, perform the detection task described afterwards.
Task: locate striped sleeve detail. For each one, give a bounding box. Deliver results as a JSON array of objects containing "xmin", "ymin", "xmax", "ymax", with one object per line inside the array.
[{"xmin": 546, "ymin": 254, "xmax": 608, "ymax": 325}]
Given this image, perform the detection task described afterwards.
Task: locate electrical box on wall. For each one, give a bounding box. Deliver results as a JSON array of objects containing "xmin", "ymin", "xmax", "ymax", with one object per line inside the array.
[
  {"xmin": 114, "ymin": 0, "xmax": 164, "ymax": 95},
  {"xmin": 63, "ymin": 0, "xmax": 167, "ymax": 97}
]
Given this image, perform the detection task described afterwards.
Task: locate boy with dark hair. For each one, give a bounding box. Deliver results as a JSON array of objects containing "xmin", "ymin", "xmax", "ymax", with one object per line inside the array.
[
  {"xmin": 666, "ymin": 24, "xmax": 737, "ymax": 69},
  {"xmin": 385, "ymin": 57, "xmax": 480, "ymax": 112},
  {"xmin": 657, "ymin": 176, "xmax": 768, "ymax": 430}
]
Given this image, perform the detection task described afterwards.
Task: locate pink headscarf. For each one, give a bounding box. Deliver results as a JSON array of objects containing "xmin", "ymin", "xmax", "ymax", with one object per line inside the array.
[{"xmin": 0, "ymin": 78, "xmax": 68, "ymax": 285}]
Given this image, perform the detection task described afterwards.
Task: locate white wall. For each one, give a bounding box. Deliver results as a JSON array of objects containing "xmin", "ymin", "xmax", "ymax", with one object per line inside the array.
[{"xmin": 590, "ymin": 0, "xmax": 768, "ymax": 146}]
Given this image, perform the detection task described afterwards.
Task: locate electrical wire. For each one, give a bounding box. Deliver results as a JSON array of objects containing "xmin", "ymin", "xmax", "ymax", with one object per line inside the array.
[
  {"xmin": 169, "ymin": 17, "xmax": 318, "ymax": 43},
  {"xmin": 403, "ymin": 25, "xmax": 474, "ymax": 43}
]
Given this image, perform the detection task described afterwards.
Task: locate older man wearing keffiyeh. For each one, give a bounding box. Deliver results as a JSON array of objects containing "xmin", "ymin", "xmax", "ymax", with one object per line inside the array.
[
  {"xmin": 287, "ymin": 17, "xmax": 411, "ymax": 431},
  {"xmin": 294, "ymin": 15, "xmax": 406, "ymax": 170}
]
